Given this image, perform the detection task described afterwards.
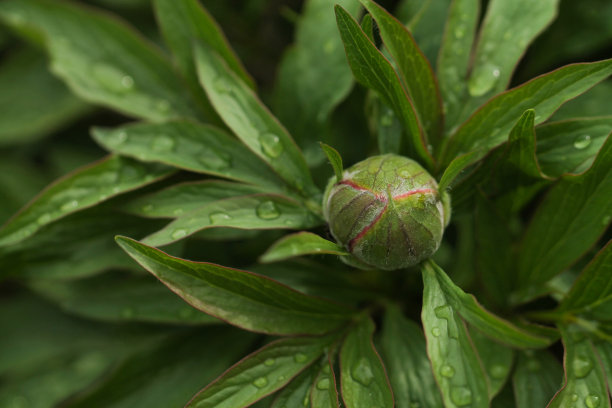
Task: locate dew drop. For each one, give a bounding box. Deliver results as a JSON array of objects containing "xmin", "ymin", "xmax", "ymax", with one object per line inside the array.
[
  {"xmin": 294, "ymin": 352, "xmax": 308, "ymax": 363},
  {"xmin": 468, "ymin": 63, "xmax": 501, "ymax": 97},
  {"xmin": 573, "ymin": 355, "xmax": 593, "ymax": 378},
  {"xmin": 573, "ymin": 134, "xmax": 591, "ymax": 150},
  {"xmin": 253, "ymin": 377, "xmax": 268, "ymax": 388},
  {"xmin": 209, "ymin": 212, "xmax": 232, "ymax": 224},
  {"xmin": 351, "ymin": 357, "xmax": 374, "ymax": 386},
  {"xmin": 121, "ymin": 307, "xmax": 135, "ymax": 318},
  {"xmin": 152, "ymin": 135, "xmax": 175, "ymax": 152},
  {"xmin": 570, "ymin": 393, "xmax": 579, "ymax": 402},
  {"xmin": 200, "ymin": 151, "xmax": 232, "ymax": 170},
  {"xmin": 259, "ymin": 132, "xmax": 284, "ymax": 158},
  {"xmin": 109, "ymin": 130, "xmax": 127, "ymax": 145},
  {"xmin": 303, "ymin": 395, "xmax": 310, "ymax": 406},
  {"xmin": 454, "ymin": 27, "xmax": 465, "ymax": 39},
  {"xmin": 264, "ymin": 358, "xmax": 275, "ymax": 366},
  {"xmin": 585, "ymin": 394, "xmax": 601, "ymax": 408},
  {"xmin": 256, "ymin": 201, "xmax": 281, "ymax": 220},
  {"xmin": 213, "ymin": 77, "xmax": 232, "ymax": 93},
  {"xmin": 121, "ymin": 75, "xmax": 134, "ymax": 89},
  {"xmin": 61, "ymin": 200, "xmax": 79, "ymax": 211},
  {"xmin": 450, "ymin": 386, "xmax": 472, "ymax": 406},
  {"xmin": 490, "ymin": 364, "xmax": 508, "ymax": 379},
  {"xmin": 173, "ymin": 208, "xmax": 184, "ymax": 216},
  {"xmin": 316, "ymin": 378, "xmax": 330, "ymax": 390},
  {"xmin": 171, "ymin": 229, "xmax": 188, "ymax": 239},
  {"xmin": 37, "ymin": 213, "xmax": 52, "ymax": 225},
  {"xmin": 440, "ymin": 364, "xmax": 455, "ymax": 378},
  {"xmin": 431, "ymin": 327, "xmax": 441, "ymax": 337}
]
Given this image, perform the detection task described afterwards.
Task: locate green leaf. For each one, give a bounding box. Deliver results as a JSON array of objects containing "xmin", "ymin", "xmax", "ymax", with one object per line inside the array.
[
  {"xmin": 116, "ymin": 236, "xmax": 353, "ymax": 335},
  {"xmin": 194, "ymin": 43, "xmax": 318, "ymax": 197},
  {"xmin": 0, "ymin": 47, "xmax": 90, "ymax": 146},
  {"xmin": 517, "ymin": 134, "xmax": 612, "ymax": 295},
  {"xmin": 65, "ymin": 328, "xmax": 255, "ymax": 408},
  {"xmin": 340, "ymin": 317, "xmax": 393, "ymax": 408},
  {"xmin": 273, "ymin": 0, "xmax": 360, "ymax": 152},
  {"xmin": 0, "ymin": 209, "xmax": 164, "ymax": 280},
  {"xmin": 186, "ymin": 334, "xmax": 336, "ymax": 408},
  {"xmin": 29, "ymin": 272, "xmax": 220, "ymax": 325},
  {"xmin": 320, "ymin": 143, "xmax": 344, "ymax": 183},
  {"xmin": 437, "ymin": 0, "xmax": 480, "ymax": 130},
  {"xmin": 422, "ymin": 260, "xmax": 555, "ymax": 349},
  {"xmin": 311, "ymin": 355, "xmax": 339, "ymax": 408},
  {"xmin": 536, "ymin": 116, "xmax": 612, "ymax": 178},
  {"xmin": 547, "ymin": 326, "xmax": 610, "ymax": 408},
  {"xmin": 142, "ymin": 194, "xmax": 321, "ymax": 247},
  {"xmin": 92, "ymin": 120, "xmax": 284, "ymax": 191},
  {"xmin": 153, "ymin": 0, "xmax": 253, "ymax": 89},
  {"xmin": 373, "ymin": 97, "xmax": 403, "ymax": 155},
  {"xmin": 441, "ymin": 59, "xmax": 612, "ymax": 165},
  {"xmin": 467, "ymin": 0, "xmax": 559, "ymax": 99},
  {"xmin": 552, "ymin": 81, "xmax": 612, "ymax": 121},
  {"xmin": 594, "ymin": 341, "xmax": 612, "ymax": 391},
  {"xmin": 438, "ymin": 149, "xmax": 487, "ymax": 191},
  {"xmin": 379, "ymin": 305, "xmax": 443, "ymax": 408},
  {"xmin": 557, "ymin": 242, "xmax": 612, "ymax": 315},
  {"xmin": 503, "ymin": 110, "xmax": 545, "ymax": 179},
  {"xmin": 0, "ymin": 0, "xmax": 207, "ymax": 121},
  {"xmin": 271, "ymin": 363, "xmax": 318, "ymax": 408},
  {"xmin": 334, "ymin": 5, "xmax": 434, "ymax": 169},
  {"xmin": 124, "ymin": 180, "xmax": 270, "ymax": 219},
  {"xmin": 260, "ymin": 232, "xmax": 348, "ymax": 263},
  {"xmin": 512, "ymin": 350, "xmax": 563, "ymax": 408},
  {"xmin": 360, "ymin": 13, "xmax": 374, "ymax": 41},
  {"xmin": 362, "ymin": 0, "xmax": 443, "ymax": 145},
  {"xmin": 421, "ymin": 262, "xmax": 489, "ymax": 408},
  {"xmin": 469, "ymin": 329, "xmax": 514, "ymax": 398},
  {"xmin": 0, "ymin": 156, "xmax": 172, "ymax": 247}
]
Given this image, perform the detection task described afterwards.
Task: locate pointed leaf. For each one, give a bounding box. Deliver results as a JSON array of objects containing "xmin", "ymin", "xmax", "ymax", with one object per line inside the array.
[
  {"xmin": 271, "ymin": 363, "xmax": 318, "ymax": 408},
  {"xmin": 274, "ymin": 0, "xmax": 360, "ymax": 151},
  {"xmin": 186, "ymin": 334, "xmax": 336, "ymax": 408},
  {"xmin": 260, "ymin": 232, "xmax": 348, "ymax": 263},
  {"xmin": 423, "ymin": 260, "xmax": 555, "ymax": 348},
  {"xmin": 0, "ymin": 0, "xmax": 206, "ymax": 121},
  {"xmin": 142, "ymin": 194, "xmax": 321, "ymax": 247},
  {"xmin": 340, "ymin": 317, "xmax": 393, "ymax": 408},
  {"xmin": 92, "ymin": 120, "xmax": 284, "ymax": 191},
  {"xmin": 467, "ymin": 0, "xmax": 559, "ymax": 99},
  {"xmin": 517, "ymin": 134, "xmax": 612, "ymax": 295},
  {"xmin": 558, "ymin": 242, "xmax": 612, "ymax": 315},
  {"xmin": 334, "ymin": 5, "xmax": 433, "ymax": 168},
  {"xmin": 124, "ymin": 180, "xmax": 270, "ymax": 219},
  {"xmin": 153, "ymin": 0, "xmax": 253, "ymax": 89},
  {"xmin": 512, "ymin": 350, "xmax": 563, "ymax": 408},
  {"xmin": 437, "ymin": 0, "xmax": 480, "ymax": 129},
  {"xmin": 0, "ymin": 156, "xmax": 172, "ymax": 247},
  {"xmin": 504, "ymin": 110, "xmax": 546, "ymax": 179},
  {"xmin": 438, "ymin": 149, "xmax": 487, "ymax": 191},
  {"xmin": 0, "ymin": 47, "xmax": 90, "ymax": 146},
  {"xmin": 194, "ymin": 43, "xmax": 318, "ymax": 197},
  {"xmin": 29, "ymin": 272, "xmax": 219, "ymax": 325},
  {"xmin": 362, "ymin": 0, "xmax": 443, "ymax": 144},
  {"xmin": 421, "ymin": 262, "xmax": 489, "ymax": 408},
  {"xmin": 379, "ymin": 305, "xmax": 443, "ymax": 408},
  {"xmin": 116, "ymin": 236, "xmax": 353, "ymax": 335},
  {"xmin": 442, "ymin": 59, "xmax": 612, "ymax": 164},
  {"xmin": 536, "ymin": 116, "xmax": 612, "ymax": 178},
  {"xmin": 547, "ymin": 326, "xmax": 610, "ymax": 408},
  {"xmin": 320, "ymin": 143, "xmax": 344, "ymax": 183}
]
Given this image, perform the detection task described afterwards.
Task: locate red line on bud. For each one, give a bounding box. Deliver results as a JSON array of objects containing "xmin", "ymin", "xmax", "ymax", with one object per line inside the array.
[
  {"xmin": 392, "ymin": 188, "xmax": 435, "ymax": 201},
  {"xmin": 348, "ymin": 201, "xmax": 389, "ymax": 251}
]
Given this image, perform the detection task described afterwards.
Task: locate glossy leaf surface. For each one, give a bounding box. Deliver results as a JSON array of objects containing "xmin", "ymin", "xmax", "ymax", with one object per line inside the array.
[
  {"xmin": 512, "ymin": 350, "xmax": 563, "ymax": 408},
  {"xmin": 116, "ymin": 236, "xmax": 353, "ymax": 335}
]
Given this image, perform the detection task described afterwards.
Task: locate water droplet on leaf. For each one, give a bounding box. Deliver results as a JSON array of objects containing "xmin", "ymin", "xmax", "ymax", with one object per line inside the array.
[
  {"xmin": 209, "ymin": 212, "xmax": 232, "ymax": 224},
  {"xmin": 264, "ymin": 358, "xmax": 275, "ymax": 366},
  {"xmin": 37, "ymin": 213, "xmax": 52, "ymax": 225},
  {"xmin": 573, "ymin": 355, "xmax": 593, "ymax": 378},
  {"xmin": 61, "ymin": 200, "xmax": 79, "ymax": 211},
  {"xmin": 213, "ymin": 77, "xmax": 232, "ymax": 93},
  {"xmin": 294, "ymin": 352, "xmax": 308, "ymax": 363},
  {"xmin": 121, "ymin": 75, "xmax": 134, "ymax": 89},
  {"xmin": 253, "ymin": 377, "xmax": 268, "ymax": 388},
  {"xmin": 573, "ymin": 134, "xmax": 591, "ymax": 150},
  {"xmin": 316, "ymin": 378, "xmax": 330, "ymax": 390},
  {"xmin": 152, "ymin": 135, "xmax": 175, "ymax": 152},
  {"xmin": 351, "ymin": 357, "xmax": 374, "ymax": 386},
  {"xmin": 171, "ymin": 229, "xmax": 188, "ymax": 239},
  {"xmin": 454, "ymin": 27, "xmax": 465, "ymax": 39},
  {"xmin": 490, "ymin": 364, "xmax": 508, "ymax": 379},
  {"xmin": 92, "ymin": 63, "xmax": 133, "ymax": 93},
  {"xmin": 585, "ymin": 394, "xmax": 601, "ymax": 408},
  {"xmin": 256, "ymin": 201, "xmax": 281, "ymax": 220},
  {"xmin": 431, "ymin": 327, "xmax": 441, "ymax": 337},
  {"xmin": 468, "ymin": 63, "xmax": 501, "ymax": 96},
  {"xmin": 259, "ymin": 133, "xmax": 283, "ymax": 158},
  {"xmin": 440, "ymin": 364, "xmax": 455, "ymax": 378},
  {"xmin": 450, "ymin": 386, "xmax": 472, "ymax": 406}
]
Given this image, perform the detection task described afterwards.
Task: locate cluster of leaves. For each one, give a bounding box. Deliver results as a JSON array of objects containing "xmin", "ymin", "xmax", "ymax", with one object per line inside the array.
[{"xmin": 0, "ymin": 0, "xmax": 611, "ymax": 407}]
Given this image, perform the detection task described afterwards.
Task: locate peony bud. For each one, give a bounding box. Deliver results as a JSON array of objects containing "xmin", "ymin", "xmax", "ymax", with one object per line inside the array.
[{"xmin": 323, "ymin": 154, "xmax": 450, "ymax": 270}]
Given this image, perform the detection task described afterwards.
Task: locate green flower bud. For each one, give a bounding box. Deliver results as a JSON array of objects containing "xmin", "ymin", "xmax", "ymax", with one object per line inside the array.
[{"xmin": 323, "ymin": 154, "xmax": 450, "ymax": 270}]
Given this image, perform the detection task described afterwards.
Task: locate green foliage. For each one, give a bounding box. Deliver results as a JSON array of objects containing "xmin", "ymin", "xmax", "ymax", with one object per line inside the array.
[{"xmin": 0, "ymin": 0, "xmax": 610, "ymax": 407}]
